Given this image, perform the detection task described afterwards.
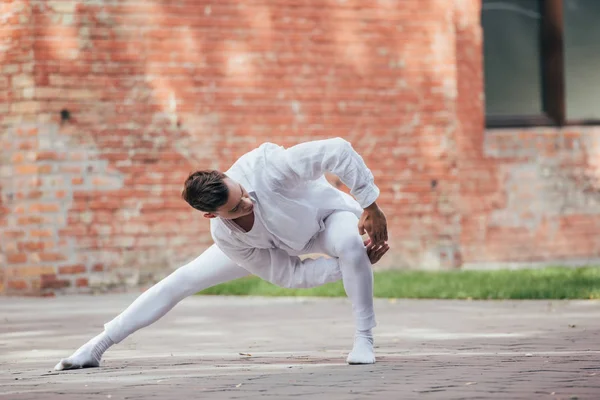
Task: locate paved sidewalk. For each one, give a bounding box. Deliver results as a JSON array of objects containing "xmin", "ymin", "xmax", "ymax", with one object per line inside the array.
[{"xmin": 1, "ymin": 294, "xmax": 599, "ymax": 399}]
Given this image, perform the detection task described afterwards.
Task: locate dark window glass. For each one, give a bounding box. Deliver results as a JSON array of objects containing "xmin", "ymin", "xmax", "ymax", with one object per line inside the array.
[
  {"xmin": 564, "ymin": 0, "xmax": 600, "ymax": 121},
  {"xmin": 482, "ymin": 0, "xmax": 544, "ymax": 117}
]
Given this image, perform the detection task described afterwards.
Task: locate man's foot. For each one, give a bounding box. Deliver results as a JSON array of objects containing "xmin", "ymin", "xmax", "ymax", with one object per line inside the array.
[
  {"xmin": 346, "ymin": 334, "xmax": 376, "ymax": 365},
  {"xmin": 54, "ymin": 332, "xmax": 114, "ymax": 371}
]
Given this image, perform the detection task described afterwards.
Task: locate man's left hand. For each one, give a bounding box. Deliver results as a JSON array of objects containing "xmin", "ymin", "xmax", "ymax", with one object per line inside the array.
[
  {"xmin": 364, "ymin": 239, "xmax": 389, "ymax": 264},
  {"xmin": 358, "ymin": 202, "xmax": 388, "ymax": 246}
]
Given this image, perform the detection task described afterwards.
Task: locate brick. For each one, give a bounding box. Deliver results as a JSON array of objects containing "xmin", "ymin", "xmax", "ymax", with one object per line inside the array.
[
  {"xmin": 7, "ymin": 253, "xmax": 27, "ymax": 264},
  {"xmin": 39, "ymin": 252, "xmax": 66, "ymax": 262},
  {"xmin": 39, "ymin": 164, "xmax": 53, "ymax": 174},
  {"xmin": 37, "ymin": 151, "xmax": 63, "ymax": 161},
  {"xmin": 59, "ymin": 265, "xmax": 86, "ymax": 275},
  {"xmin": 3, "ymin": 64, "xmax": 19, "ymax": 74},
  {"xmin": 7, "ymin": 279, "xmax": 28, "ymax": 290},
  {"xmin": 66, "ymin": 89, "xmax": 100, "ymax": 100},
  {"xmin": 35, "ymin": 87, "xmax": 63, "ymax": 99},
  {"xmin": 4, "ymin": 241, "xmax": 18, "ymax": 253},
  {"xmin": 60, "ymin": 165, "xmax": 83, "ymax": 174},
  {"xmin": 11, "ymin": 101, "xmax": 40, "ymax": 113},
  {"xmin": 40, "ymin": 274, "xmax": 70, "ymax": 289},
  {"xmin": 89, "ymin": 199, "xmax": 121, "ymax": 210},
  {"xmin": 3, "ymin": 231, "xmax": 25, "ymax": 239},
  {"xmin": 21, "ymin": 190, "xmax": 44, "ymax": 199},
  {"xmin": 59, "ymin": 226, "xmax": 87, "ymax": 236},
  {"xmin": 12, "ymin": 74, "xmax": 34, "ymax": 88},
  {"xmin": 18, "ymin": 241, "xmax": 52, "ymax": 251},
  {"xmin": 29, "ymin": 203, "xmax": 60, "ymax": 213},
  {"xmin": 6, "ymin": 266, "xmax": 55, "ymax": 277},
  {"xmin": 92, "ymin": 264, "xmax": 104, "ymax": 272},
  {"xmin": 11, "ymin": 152, "xmax": 25, "ymax": 164},
  {"xmin": 30, "ymin": 229, "xmax": 53, "ymax": 238},
  {"xmin": 22, "ymin": 87, "xmax": 34, "ymax": 99},
  {"xmin": 17, "ymin": 140, "xmax": 37, "ymax": 151},
  {"xmin": 17, "ymin": 215, "xmax": 47, "ymax": 224},
  {"xmin": 91, "ymin": 176, "xmax": 122, "ymax": 188},
  {"xmin": 76, "ymin": 278, "xmax": 89, "ymax": 287},
  {"xmin": 16, "ymin": 164, "xmax": 38, "ymax": 174}
]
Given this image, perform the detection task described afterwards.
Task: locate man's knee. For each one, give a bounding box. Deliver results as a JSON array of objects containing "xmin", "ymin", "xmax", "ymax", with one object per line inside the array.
[{"xmin": 336, "ymin": 234, "xmax": 367, "ymax": 264}]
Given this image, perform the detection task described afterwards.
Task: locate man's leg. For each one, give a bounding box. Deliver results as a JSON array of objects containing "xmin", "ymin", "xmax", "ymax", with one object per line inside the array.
[
  {"xmin": 55, "ymin": 244, "xmax": 249, "ymax": 370},
  {"xmin": 311, "ymin": 211, "xmax": 377, "ymax": 364}
]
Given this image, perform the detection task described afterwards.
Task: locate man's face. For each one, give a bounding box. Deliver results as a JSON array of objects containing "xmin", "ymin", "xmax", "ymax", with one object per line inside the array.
[{"xmin": 204, "ymin": 178, "xmax": 254, "ymax": 220}]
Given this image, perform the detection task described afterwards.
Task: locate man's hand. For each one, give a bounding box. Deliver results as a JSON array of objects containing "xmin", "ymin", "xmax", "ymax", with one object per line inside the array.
[
  {"xmin": 364, "ymin": 239, "xmax": 389, "ymax": 264},
  {"xmin": 358, "ymin": 202, "xmax": 388, "ymax": 246}
]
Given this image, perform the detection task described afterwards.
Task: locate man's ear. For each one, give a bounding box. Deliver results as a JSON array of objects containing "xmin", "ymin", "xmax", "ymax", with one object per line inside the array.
[{"xmin": 203, "ymin": 213, "xmax": 217, "ymax": 219}]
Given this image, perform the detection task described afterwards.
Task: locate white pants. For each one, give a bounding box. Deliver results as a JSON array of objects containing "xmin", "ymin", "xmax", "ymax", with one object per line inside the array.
[{"xmin": 104, "ymin": 211, "xmax": 375, "ymax": 343}]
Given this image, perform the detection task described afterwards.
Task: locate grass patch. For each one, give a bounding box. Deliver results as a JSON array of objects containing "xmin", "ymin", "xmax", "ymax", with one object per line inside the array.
[{"xmin": 198, "ymin": 267, "xmax": 600, "ymax": 299}]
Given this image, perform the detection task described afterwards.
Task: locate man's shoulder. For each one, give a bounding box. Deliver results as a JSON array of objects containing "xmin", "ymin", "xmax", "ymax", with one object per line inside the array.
[
  {"xmin": 210, "ymin": 219, "xmax": 249, "ymax": 255},
  {"xmin": 244, "ymin": 142, "xmax": 284, "ymax": 161},
  {"xmin": 246, "ymin": 141, "xmax": 283, "ymax": 156},
  {"xmin": 209, "ymin": 218, "xmax": 226, "ymax": 235},
  {"xmin": 258, "ymin": 141, "xmax": 283, "ymax": 151},
  {"xmin": 209, "ymin": 219, "xmax": 234, "ymax": 244},
  {"xmin": 227, "ymin": 142, "xmax": 286, "ymax": 180},
  {"xmin": 228, "ymin": 143, "xmax": 279, "ymax": 168}
]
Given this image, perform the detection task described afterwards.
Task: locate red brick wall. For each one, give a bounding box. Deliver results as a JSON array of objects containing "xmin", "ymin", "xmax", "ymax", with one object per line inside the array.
[
  {"xmin": 463, "ymin": 127, "xmax": 600, "ymax": 267},
  {"xmin": 1, "ymin": 0, "xmax": 599, "ymax": 296},
  {"xmin": 1, "ymin": 0, "xmax": 38, "ymax": 293},
  {"xmin": 454, "ymin": 1, "xmax": 600, "ymax": 269}
]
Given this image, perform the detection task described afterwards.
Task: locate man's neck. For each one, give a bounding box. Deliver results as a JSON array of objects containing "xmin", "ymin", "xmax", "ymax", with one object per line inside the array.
[{"xmin": 232, "ymin": 212, "xmax": 255, "ymax": 233}]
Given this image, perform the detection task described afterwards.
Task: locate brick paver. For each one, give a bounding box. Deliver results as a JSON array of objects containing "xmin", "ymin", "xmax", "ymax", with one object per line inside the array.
[{"xmin": 1, "ymin": 295, "xmax": 599, "ymax": 399}]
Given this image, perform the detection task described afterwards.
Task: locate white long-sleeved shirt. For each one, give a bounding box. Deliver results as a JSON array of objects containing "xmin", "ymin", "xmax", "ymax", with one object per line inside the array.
[{"xmin": 209, "ymin": 138, "xmax": 380, "ymax": 288}]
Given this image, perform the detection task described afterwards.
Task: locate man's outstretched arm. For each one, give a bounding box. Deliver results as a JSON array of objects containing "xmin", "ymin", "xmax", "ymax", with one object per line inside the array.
[{"xmin": 270, "ymin": 137, "xmax": 388, "ymax": 245}]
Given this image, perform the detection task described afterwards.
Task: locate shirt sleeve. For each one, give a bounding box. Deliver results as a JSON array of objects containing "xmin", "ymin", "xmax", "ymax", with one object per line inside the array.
[
  {"xmin": 267, "ymin": 137, "xmax": 380, "ymax": 209},
  {"xmin": 215, "ymin": 236, "xmax": 342, "ymax": 289}
]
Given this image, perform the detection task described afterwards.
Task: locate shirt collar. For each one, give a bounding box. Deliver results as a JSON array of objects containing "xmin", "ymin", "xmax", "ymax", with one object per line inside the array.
[{"xmin": 219, "ymin": 190, "xmax": 258, "ymax": 235}]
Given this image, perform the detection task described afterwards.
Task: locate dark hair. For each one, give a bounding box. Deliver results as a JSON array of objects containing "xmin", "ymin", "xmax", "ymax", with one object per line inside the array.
[{"xmin": 181, "ymin": 170, "xmax": 229, "ymax": 212}]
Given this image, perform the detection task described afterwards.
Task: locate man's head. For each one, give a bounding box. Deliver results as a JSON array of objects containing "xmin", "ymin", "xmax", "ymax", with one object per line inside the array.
[{"xmin": 181, "ymin": 170, "xmax": 253, "ymax": 219}]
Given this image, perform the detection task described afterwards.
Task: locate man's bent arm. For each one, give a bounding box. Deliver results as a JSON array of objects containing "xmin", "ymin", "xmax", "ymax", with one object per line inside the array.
[
  {"xmin": 216, "ymin": 240, "xmax": 342, "ymax": 289},
  {"xmin": 270, "ymin": 137, "xmax": 380, "ymax": 209}
]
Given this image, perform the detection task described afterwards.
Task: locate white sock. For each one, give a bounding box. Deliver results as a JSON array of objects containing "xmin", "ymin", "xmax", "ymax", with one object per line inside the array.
[
  {"xmin": 346, "ymin": 329, "xmax": 376, "ymax": 365},
  {"xmin": 54, "ymin": 331, "xmax": 114, "ymax": 371}
]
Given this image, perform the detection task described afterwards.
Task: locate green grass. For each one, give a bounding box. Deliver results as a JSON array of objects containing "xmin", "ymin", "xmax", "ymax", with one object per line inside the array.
[{"xmin": 198, "ymin": 267, "xmax": 600, "ymax": 299}]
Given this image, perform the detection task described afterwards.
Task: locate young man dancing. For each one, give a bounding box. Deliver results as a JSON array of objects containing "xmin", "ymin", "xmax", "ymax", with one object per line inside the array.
[{"xmin": 54, "ymin": 137, "xmax": 389, "ymax": 370}]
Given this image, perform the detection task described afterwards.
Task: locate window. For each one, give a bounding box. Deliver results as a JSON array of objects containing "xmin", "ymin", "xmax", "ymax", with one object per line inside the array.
[
  {"xmin": 482, "ymin": 0, "xmax": 600, "ymax": 127},
  {"xmin": 564, "ymin": 0, "xmax": 600, "ymax": 121}
]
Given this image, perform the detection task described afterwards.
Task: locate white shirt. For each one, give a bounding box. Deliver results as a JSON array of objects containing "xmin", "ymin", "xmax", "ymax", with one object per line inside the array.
[{"xmin": 210, "ymin": 138, "xmax": 380, "ymax": 288}]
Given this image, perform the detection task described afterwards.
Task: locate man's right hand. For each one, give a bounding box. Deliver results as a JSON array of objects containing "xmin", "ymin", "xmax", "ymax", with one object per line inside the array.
[
  {"xmin": 364, "ymin": 239, "xmax": 389, "ymax": 265},
  {"xmin": 358, "ymin": 202, "xmax": 388, "ymax": 246}
]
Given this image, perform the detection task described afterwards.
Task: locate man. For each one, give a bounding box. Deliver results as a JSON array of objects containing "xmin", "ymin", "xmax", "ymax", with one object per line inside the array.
[{"xmin": 54, "ymin": 137, "xmax": 389, "ymax": 370}]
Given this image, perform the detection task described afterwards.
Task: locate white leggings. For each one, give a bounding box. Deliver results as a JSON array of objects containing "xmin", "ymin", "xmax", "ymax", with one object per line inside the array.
[{"xmin": 104, "ymin": 211, "xmax": 375, "ymax": 343}]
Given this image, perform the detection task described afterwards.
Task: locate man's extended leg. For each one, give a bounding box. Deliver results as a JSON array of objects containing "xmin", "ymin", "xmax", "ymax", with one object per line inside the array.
[
  {"xmin": 311, "ymin": 211, "xmax": 377, "ymax": 364},
  {"xmin": 54, "ymin": 244, "xmax": 249, "ymax": 370}
]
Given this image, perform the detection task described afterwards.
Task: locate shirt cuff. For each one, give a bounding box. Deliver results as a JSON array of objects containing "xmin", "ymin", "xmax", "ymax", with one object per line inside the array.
[{"xmin": 355, "ymin": 184, "xmax": 380, "ymax": 209}]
